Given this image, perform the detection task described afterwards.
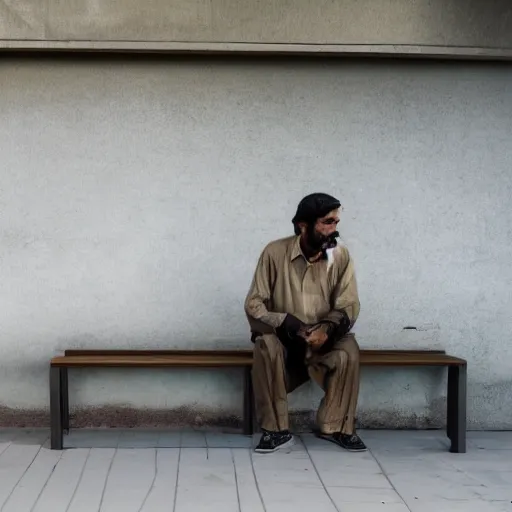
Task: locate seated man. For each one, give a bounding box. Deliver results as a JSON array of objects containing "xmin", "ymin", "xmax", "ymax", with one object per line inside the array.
[{"xmin": 244, "ymin": 192, "xmax": 366, "ymax": 453}]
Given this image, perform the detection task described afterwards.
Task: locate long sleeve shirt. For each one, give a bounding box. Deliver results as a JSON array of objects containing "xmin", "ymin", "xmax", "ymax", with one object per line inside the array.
[{"xmin": 244, "ymin": 235, "xmax": 360, "ymax": 334}]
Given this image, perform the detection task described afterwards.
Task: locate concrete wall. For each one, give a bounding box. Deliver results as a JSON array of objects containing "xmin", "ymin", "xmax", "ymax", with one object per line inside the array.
[
  {"xmin": 1, "ymin": 57, "xmax": 511, "ymax": 429},
  {"xmin": 1, "ymin": 0, "xmax": 512, "ymax": 57}
]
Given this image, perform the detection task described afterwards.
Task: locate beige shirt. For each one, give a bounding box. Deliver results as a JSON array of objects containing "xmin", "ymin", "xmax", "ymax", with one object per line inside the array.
[{"xmin": 245, "ymin": 235, "xmax": 360, "ymax": 334}]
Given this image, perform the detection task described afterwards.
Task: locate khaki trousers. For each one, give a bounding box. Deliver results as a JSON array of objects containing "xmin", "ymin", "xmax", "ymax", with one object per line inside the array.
[{"xmin": 252, "ymin": 333, "xmax": 360, "ymax": 435}]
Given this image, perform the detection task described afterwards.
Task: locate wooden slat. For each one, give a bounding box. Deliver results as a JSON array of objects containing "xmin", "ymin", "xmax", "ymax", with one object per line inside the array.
[
  {"xmin": 51, "ymin": 354, "xmax": 254, "ymax": 368},
  {"xmin": 64, "ymin": 349, "xmax": 253, "ymax": 357},
  {"xmin": 360, "ymin": 353, "xmax": 466, "ymax": 366},
  {"xmin": 51, "ymin": 352, "xmax": 465, "ymax": 368},
  {"xmin": 362, "ymin": 349, "xmax": 447, "ymax": 355},
  {"xmin": 63, "ymin": 349, "xmax": 446, "ymax": 357}
]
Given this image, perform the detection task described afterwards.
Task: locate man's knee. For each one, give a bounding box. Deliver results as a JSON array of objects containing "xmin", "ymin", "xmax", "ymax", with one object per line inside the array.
[
  {"xmin": 254, "ymin": 334, "xmax": 283, "ymax": 360},
  {"xmin": 334, "ymin": 333, "xmax": 360, "ymax": 366}
]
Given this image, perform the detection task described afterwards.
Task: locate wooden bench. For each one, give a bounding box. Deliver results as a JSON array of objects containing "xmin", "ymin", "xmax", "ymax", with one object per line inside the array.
[{"xmin": 49, "ymin": 348, "xmax": 467, "ymax": 453}]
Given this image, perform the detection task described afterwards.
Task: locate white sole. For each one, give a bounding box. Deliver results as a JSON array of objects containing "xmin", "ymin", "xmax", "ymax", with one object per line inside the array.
[{"xmin": 254, "ymin": 436, "xmax": 295, "ymax": 454}]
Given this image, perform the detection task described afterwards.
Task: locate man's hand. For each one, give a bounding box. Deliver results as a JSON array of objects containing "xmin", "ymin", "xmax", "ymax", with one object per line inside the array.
[
  {"xmin": 277, "ymin": 314, "xmax": 308, "ymax": 343},
  {"xmin": 281, "ymin": 314, "xmax": 306, "ymax": 334},
  {"xmin": 300, "ymin": 323, "xmax": 331, "ymax": 350}
]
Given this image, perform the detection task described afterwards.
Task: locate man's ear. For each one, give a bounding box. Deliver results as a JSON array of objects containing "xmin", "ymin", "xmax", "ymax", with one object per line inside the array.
[{"xmin": 298, "ymin": 222, "xmax": 307, "ymax": 235}]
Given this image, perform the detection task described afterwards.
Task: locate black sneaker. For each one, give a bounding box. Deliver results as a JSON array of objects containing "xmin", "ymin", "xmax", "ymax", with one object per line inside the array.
[
  {"xmin": 255, "ymin": 429, "xmax": 295, "ymax": 453},
  {"xmin": 316, "ymin": 431, "xmax": 367, "ymax": 452}
]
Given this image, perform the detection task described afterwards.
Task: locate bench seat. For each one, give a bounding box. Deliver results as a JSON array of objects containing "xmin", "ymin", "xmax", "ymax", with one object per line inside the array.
[{"xmin": 49, "ymin": 348, "xmax": 466, "ymax": 452}]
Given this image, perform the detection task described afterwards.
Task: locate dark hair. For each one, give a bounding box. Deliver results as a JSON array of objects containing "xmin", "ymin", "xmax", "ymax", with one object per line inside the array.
[{"xmin": 292, "ymin": 193, "xmax": 341, "ymax": 234}]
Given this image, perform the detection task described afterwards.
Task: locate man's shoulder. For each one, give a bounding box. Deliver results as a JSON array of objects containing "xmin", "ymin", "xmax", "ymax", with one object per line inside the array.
[
  {"xmin": 329, "ymin": 241, "xmax": 353, "ymax": 268},
  {"xmin": 260, "ymin": 235, "xmax": 296, "ymax": 258}
]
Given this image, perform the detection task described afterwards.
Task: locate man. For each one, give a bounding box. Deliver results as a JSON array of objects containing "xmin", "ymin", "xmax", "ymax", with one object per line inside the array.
[{"xmin": 244, "ymin": 192, "xmax": 366, "ymax": 453}]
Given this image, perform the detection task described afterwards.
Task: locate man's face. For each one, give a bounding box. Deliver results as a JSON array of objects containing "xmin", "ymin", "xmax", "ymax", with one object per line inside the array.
[{"xmin": 305, "ymin": 208, "xmax": 340, "ymax": 251}]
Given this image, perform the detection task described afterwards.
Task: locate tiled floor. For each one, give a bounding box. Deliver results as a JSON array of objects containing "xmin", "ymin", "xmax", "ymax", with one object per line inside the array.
[{"xmin": 0, "ymin": 429, "xmax": 511, "ymax": 511}]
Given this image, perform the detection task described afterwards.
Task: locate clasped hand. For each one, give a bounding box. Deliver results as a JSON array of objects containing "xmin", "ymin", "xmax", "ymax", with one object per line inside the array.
[
  {"xmin": 280, "ymin": 314, "xmax": 332, "ymax": 351},
  {"xmin": 298, "ymin": 323, "xmax": 329, "ymax": 349}
]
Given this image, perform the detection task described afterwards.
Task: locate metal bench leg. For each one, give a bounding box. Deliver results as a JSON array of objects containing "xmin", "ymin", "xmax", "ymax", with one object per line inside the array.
[
  {"xmin": 60, "ymin": 368, "xmax": 70, "ymax": 433},
  {"xmin": 446, "ymin": 371, "xmax": 454, "ymax": 442},
  {"xmin": 243, "ymin": 366, "xmax": 254, "ymax": 435},
  {"xmin": 50, "ymin": 366, "xmax": 63, "ymax": 450},
  {"xmin": 252, "ymin": 389, "xmax": 258, "ymax": 434},
  {"xmin": 447, "ymin": 365, "xmax": 467, "ymax": 453}
]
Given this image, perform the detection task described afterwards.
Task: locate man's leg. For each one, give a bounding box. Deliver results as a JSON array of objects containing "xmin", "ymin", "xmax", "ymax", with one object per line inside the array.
[
  {"xmin": 252, "ymin": 334, "xmax": 294, "ymax": 452},
  {"xmin": 307, "ymin": 333, "xmax": 366, "ymax": 451},
  {"xmin": 252, "ymin": 334, "xmax": 289, "ymax": 432}
]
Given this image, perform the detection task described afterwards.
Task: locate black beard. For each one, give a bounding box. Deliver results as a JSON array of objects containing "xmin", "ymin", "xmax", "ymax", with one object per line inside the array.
[
  {"xmin": 322, "ymin": 232, "xmax": 339, "ymax": 250},
  {"xmin": 307, "ymin": 226, "xmax": 339, "ymax": 252}
]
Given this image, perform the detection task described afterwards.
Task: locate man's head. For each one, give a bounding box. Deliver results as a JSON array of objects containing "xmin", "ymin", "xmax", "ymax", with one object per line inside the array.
[{"xmin": 292, "ymin": 193, "xmax": 341, "ymax": 252}]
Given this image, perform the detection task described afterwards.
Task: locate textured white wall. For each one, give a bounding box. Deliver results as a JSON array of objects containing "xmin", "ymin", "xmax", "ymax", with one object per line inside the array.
[{"xmin": 1, "ymin": 58, "xmax": 511, "ymax": 428}]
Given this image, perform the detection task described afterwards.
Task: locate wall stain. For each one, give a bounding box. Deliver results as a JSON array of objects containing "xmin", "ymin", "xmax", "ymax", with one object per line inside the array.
[{"xmin": 0, "ymin": 403, "xmax": 444, "ymax": 430}]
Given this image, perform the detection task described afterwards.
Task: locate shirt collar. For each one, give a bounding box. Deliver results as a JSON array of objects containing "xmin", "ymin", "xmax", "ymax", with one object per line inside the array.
[
  {"xmin": 291, "ymin": 235, "xmax": 328, "ymax": 262},
  {"xmin": 290, "ymin": 236, "xmax": 303, "ymax": 261}
]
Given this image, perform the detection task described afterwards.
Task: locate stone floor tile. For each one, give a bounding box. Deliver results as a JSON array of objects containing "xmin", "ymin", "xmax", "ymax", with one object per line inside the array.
[
  {"xmin": 468, "ymin": 432, "xmax": 512, "ymax": 450},
  {"xmin": 99, "ymin": 448, "xmax": 156, "ymax": 512},
  {"xmin": 66, "ymin": 428, "xmax": 120, "ymax": 448},
  {"xmin": 117, "ymin": 429, "xmax": 161, "ymax": 448},
  {"xmin": 407, "ymin": 499, "xmax": 508, "ymax": 512},
  {"xmin": 393, "ymin": 481, "xmax": 483, "ymax": 502},
  {"xmin": 11, "ymin": 429, "xmax": 50, "ymax": 447},
  {"xmin": 1, "ymin": 447, "xmax": 62, "ymax": 512},
  {"xmin": 66, "ymin": 448, "xmax": 116, "ymax": 512},
  {"xmin": 251, "ymin": 451, "xmax": 323, "ymax": 487},
  {"xmin": 327, "ymin": 486, "xmax": 405, "ymax": 504},
  {"xmin": 231, "ymin": 449, "xmax": 265, "ymax": 512},
  {"xmin": 323, "ymin": 471, "xmax": 393, "ymax": 489},
  {"xmin": 260, "ymin": 484, "xmax": 337, "ymax": 511},
  {"xmin": 178, "ymin": 448, "xmax": 237, "ymax": 487},
  {"xmin": 470, "ymin": 486, "xmax": 512, "ymax": 501},
  {"xmin": 175, "ymin": 483, "xmax": 239, "ymax": 512},
  {"xmin": 0, "ymin": 443, "xmax": 47, "ymax": 508},
  {"xmin": 463, "ymin": 470, "xmax": 512, "ymax": 487},
  {"xmin": 32, "ymin": 448, "xmax": 90, "ymax": 512},
  {"xmin": 157, "ymin": 431, "xmax": 182, "ymax": 448},
  {"xmin": 206, "ymin": 432, "xmax": 252, "ymax": 448},
  {"xmin": 139, "ymin": 449, "xmax": 180, "ymax": 512},
  {"xmin": 180, "ymin": 430, "xmax": 207, "ymax": 448},
  {"xmin": 331, "ymin": 504, "xmax": 411, "ymax": 512},
  {"xmin": 0, "ymin": 429, "xmax": 511, "ymax": 512}
]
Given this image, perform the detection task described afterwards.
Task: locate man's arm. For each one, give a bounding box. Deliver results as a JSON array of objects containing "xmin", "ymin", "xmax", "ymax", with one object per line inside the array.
[
  {"xmin": 244, "ymin": 246, "xmax": 287, "ymax": 330},
  {"xmin": 324, "ymin": 249, "xmax": 360, "ymax": 330},
  {"xmin": 308, "ymin": 248, "xmax": 360, "ymax": 344}
]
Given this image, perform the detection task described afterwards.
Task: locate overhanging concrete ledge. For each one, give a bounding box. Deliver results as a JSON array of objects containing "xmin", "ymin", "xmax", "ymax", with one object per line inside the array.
[{"xmin": 1, "ymin": 40, "xmax": 512, "ymax": 60}]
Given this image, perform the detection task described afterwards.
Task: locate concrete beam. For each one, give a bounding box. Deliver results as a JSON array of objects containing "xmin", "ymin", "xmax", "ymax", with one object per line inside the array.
[{"xmin": 0, "ymin": 0, "xmax": 512, "ymax": 58}]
